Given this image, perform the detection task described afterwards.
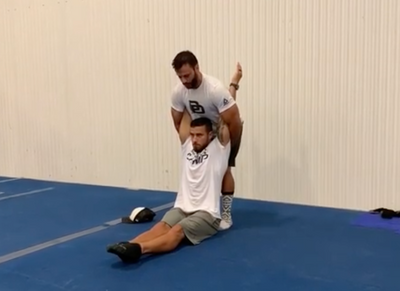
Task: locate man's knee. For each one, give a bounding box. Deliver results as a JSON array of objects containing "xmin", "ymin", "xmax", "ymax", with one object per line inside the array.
[
  {"xmin": 151, "ymin": 221, "xmax": 172, "ymax": 233},
  {"xmin": 178, "ymin": 211, "xmax": 219, "ymax": 245},
  {"xmin": 161, "ymin": 207, "xmax": 187, "ymax": 228},
  {"xmin": 168, "ymin": 224, "xmax": 186, "ymax": 240}
]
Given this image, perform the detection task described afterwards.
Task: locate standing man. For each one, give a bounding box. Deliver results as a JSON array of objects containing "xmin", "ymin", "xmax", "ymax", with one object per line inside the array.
[{"xmin": 169, "ymin": 50, "xmax": 243, "ymax": 230}]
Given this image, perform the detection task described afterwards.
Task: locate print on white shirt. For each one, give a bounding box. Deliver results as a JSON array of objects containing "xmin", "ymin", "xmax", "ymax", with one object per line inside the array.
[{"xmin": 174, "ymin": 137, "xmax": 231, "ymax": 219}]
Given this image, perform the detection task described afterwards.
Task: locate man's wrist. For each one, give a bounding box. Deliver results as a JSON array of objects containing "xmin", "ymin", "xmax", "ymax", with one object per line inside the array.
[{"xmin": 229, "ymin": 83, "xmax": 239, "ymax": 91}]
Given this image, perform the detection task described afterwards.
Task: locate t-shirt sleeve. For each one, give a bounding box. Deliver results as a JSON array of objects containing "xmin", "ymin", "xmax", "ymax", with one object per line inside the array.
[
  {"xmin": 171, "ymin": 86, "xmax": 185, "ymax": 112},
  {"xmin": 212, "ymin": 85, "xmax": 236, "ymax": 113},
  {"xmin": 215, "ymin": 137, "xmax": 231, "ymax": 157},
  {"xmin": 210, "ymin": 138, "xmax": 231, "ymax": 166}
]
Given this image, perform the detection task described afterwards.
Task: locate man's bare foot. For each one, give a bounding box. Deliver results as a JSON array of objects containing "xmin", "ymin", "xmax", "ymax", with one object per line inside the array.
[{"xmin": 231, "ymin": 62, "xmax": 243, "ymax": 84}]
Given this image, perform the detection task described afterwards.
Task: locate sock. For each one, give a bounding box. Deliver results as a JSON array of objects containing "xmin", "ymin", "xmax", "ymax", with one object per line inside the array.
[{"xmin": 219, "ymin": 193, "xmax": 233, "ymax": 230}]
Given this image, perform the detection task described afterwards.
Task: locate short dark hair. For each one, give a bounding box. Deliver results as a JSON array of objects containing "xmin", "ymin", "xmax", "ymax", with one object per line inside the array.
[
  {"xmin": 190, "ymin": 117, "xmax": 212, "ymax": 133},
  {"xmin": 172, "ymin": 50, "xmax": 198, "ymax": 70}
]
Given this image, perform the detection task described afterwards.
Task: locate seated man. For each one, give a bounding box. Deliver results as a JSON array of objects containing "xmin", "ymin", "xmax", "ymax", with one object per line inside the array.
[{"xmin": 106, "ymin": 116, "xmax": 231, "ymax": 263}]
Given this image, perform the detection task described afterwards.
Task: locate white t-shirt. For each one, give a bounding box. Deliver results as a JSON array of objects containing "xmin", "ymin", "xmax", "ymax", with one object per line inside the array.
[
  {"xmin": 171, "ymin": 74, "xmax": 236, "ymax": 125},
  {"xmin": 174, "ymin": 137, "xmax": 231, "ymax": 219}
]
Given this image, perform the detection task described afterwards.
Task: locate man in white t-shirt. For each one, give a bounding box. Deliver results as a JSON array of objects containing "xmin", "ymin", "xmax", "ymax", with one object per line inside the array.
[
  {"xmin": 169, "ymin": 50, "xmax": 243, "ymax": 230},
  {"xmin": 106, "ymin": 117, "xmax": 231, "ymax": 263}
]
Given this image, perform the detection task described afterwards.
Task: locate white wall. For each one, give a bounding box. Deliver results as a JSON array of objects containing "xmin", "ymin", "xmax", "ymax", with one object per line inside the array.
[{"xmin": 1, "ymin": 0, "xmax": 399, "ymax": 210}]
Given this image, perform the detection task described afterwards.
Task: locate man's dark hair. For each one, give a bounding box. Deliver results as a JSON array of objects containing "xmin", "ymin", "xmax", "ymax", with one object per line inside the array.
[
  {"xmin": 172, "ymin": 50, "xmax": 198, "ymax": 70},
  {"xmin": 190, "ymin": 117, "xmax": 212, "ymax": 133}
]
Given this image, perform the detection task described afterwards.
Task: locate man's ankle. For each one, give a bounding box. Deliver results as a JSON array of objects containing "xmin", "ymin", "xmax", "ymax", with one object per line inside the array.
[{"xmin": 220, "ymin": 194, "xmax": 234, "ymax": 230}]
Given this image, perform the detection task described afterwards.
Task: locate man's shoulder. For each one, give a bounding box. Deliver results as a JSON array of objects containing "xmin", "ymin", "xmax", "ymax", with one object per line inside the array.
[
  {"xmin": 202, "ymin": 75, "xmax": 231, "ymax": 106},
  {"xmin": 172, "ymin": 82, "xmax": 187, "ymax": 94},
  {"xmin": 203, "ymin": 74, "xmax": 225, "ymax": 92},
  {"xmin": 207, "ymin": 138, "xmax": 230, "ymax": 153}
]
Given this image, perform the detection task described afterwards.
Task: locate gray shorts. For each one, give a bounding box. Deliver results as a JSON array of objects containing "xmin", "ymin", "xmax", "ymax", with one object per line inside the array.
[{"xmin": 161, "ymin": 208, "xmax": 220, "ymax": 245}]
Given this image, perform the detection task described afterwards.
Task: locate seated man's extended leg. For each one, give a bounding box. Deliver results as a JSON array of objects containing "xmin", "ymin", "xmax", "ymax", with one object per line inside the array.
[
  {"xmin": 106, "ymin": 207, "xmax": 186, "ymax": 262},
  {"xmin": 106, "ymin": 209, "xmax": 219, "ymax": 263},
  {"xmin": 129, "ymin": 221, "xmax": 171, "ymax": 244},
  {"xmin": 174, "ymin": 210, "xmax": 220, "ymax": 245}
]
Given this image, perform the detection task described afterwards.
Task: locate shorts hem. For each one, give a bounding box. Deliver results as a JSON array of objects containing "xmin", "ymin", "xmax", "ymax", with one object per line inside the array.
[{"xmin": 181, "ymin": 228, "xmax": 200, "ymax": 245}]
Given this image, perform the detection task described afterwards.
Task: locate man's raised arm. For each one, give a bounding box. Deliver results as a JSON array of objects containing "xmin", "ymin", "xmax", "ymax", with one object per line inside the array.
[
  {"xmin": 217, "ymin": 119, "xmax": 231, "ymax": 147},
  {"xmin": 170, "ymin": 87, "xmax": 185, "ymax": 134},
  {"xmin": 219, "ymin": 104, "xmax": 241, "ymax": 148},
  {"xmin": 213, "ymin": 86, "xmax": 242, "ymax": 149},
  {"xmin": 171, "ymin": 108, "xmax": 183, "ymax": 133}
]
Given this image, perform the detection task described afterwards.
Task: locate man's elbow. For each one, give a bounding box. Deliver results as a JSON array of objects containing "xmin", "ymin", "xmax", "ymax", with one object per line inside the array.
[
  {"xmin": 222, "ymin": 111, "xmax": 241, "ymax": 141},
  {"xmin": 173, "ymin": 122, "xmax": 180, "ymax": 132},
  {"xmin": 227, "ymin": 118, "xmax": 242, "ymax": 135},
  {"xmin": 223, "ymin": 107, "xmax": 241, "ymax": 128}
]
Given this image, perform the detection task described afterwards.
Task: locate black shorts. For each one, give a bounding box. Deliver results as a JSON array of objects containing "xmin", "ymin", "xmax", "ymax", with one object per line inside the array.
[{"xmin": 228, "ymin": 123, "xmax": 243, "ymax": 167}]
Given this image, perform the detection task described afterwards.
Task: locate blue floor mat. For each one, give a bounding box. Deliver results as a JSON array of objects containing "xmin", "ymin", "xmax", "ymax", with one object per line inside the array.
[
  {"xmin": 1, "ymin": 196, "xmax": 399, "ymax": 291},
  {"xmin": 351, "ymin": 212, "xmax": 400, "ymax": 234},
  {"xmin": 0, "ymin": 179, "xmax": 174, "ymax": 256}
]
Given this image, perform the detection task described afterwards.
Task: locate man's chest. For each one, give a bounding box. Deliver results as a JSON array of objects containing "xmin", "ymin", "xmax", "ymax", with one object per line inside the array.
[
  {"xmin": 183, "ymin": 92, "xmax": 219, "ymax": 118},
  {"xmin": 185, "ymin": 149, "xmax": 210, "ymax": 168}
]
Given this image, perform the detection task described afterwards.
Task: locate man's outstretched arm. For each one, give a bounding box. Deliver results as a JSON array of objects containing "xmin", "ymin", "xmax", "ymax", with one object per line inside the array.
[
  {"xmin": 219, "ymin": 104, "xmax": 242, "ymax": 148},
  {"xmin": 214, "ymin": 63, "xmax": 243, "ymax": 148},
  {"xmin": 171, "ymin": 108, "xmax": 183, "ymax": 133},
  {"xmin": 217, "ymin": 118, "xmax": 231, "ymax": 147},
  {"xmin": 170, "ymin": 87, "xmax": 186, "ymax": 134},
  {"xmin": 228, "ymin": 62, "xmax": 242, "ymax": 101},
  {"xmin": 178, "ymin": 112, "xmax": 191, "ymax": 145}
]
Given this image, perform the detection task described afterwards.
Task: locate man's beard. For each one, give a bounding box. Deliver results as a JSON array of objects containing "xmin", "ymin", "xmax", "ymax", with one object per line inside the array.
[{"xmin": 185, "ymin": 74, "xmax": 200, "ymax": 89}]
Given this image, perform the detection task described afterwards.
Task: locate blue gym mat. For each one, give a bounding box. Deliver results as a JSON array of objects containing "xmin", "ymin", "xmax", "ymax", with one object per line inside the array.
[
  {"xmin": 0, "ymin": 176, "xmax": 398, "ymax": 290},
  {"xmin": 351, "ymin": 211, "xmax": 400, "ymax": 234}
]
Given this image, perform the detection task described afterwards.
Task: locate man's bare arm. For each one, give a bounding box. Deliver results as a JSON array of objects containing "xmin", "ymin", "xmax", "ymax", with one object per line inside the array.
[
  {"xmin": 219, "ymin": 104, "xmax": 242, "ymax": 148},
  {"xmin": 217, "ymin": 119, "xmax": 231, "ymax": 147},
  {"xmin": 171, "ymin": 108, "xmax": 191, "ymax": 144},
  {"xmin": 171, "ymin": 108, "xmax": 183, "ymax": 134}
]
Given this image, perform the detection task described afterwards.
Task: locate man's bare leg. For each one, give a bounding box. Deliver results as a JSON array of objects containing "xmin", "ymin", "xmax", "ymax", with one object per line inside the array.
[
  {"xmin": 140, "ymin": 224, "xmax": 185, "ymax": 254},
  {"xmin": 106, "ymin": 222, "xmax": 175, "ymax": 263},
  {"xmin": 129, "ymin": 222, "xmax": 171, "ymax": 244},
  {"xmin": 220, "ymin": 63, "xmax": 243, "ymax": 230}
]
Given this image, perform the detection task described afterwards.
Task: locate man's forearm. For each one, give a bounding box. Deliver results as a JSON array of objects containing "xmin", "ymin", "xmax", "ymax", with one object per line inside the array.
[
  {"xmin": 171, "ymin": 108, "xmax": 183, "ymax": 134},
  {"xmin": 173, "ymin": 121, "xmax": 181, "ymax": 133}
]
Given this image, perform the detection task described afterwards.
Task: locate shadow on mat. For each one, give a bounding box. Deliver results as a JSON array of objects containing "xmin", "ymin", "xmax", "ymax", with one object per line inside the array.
[{"xmin": 229, "ymin": 209, "xmax": 296, "ymax": 230}]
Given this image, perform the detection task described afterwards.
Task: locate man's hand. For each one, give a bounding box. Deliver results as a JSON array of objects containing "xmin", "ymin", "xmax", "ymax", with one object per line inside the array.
[{"xmin": 219, "ymin": 104, "xmax": 242, "ymax": 148}]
